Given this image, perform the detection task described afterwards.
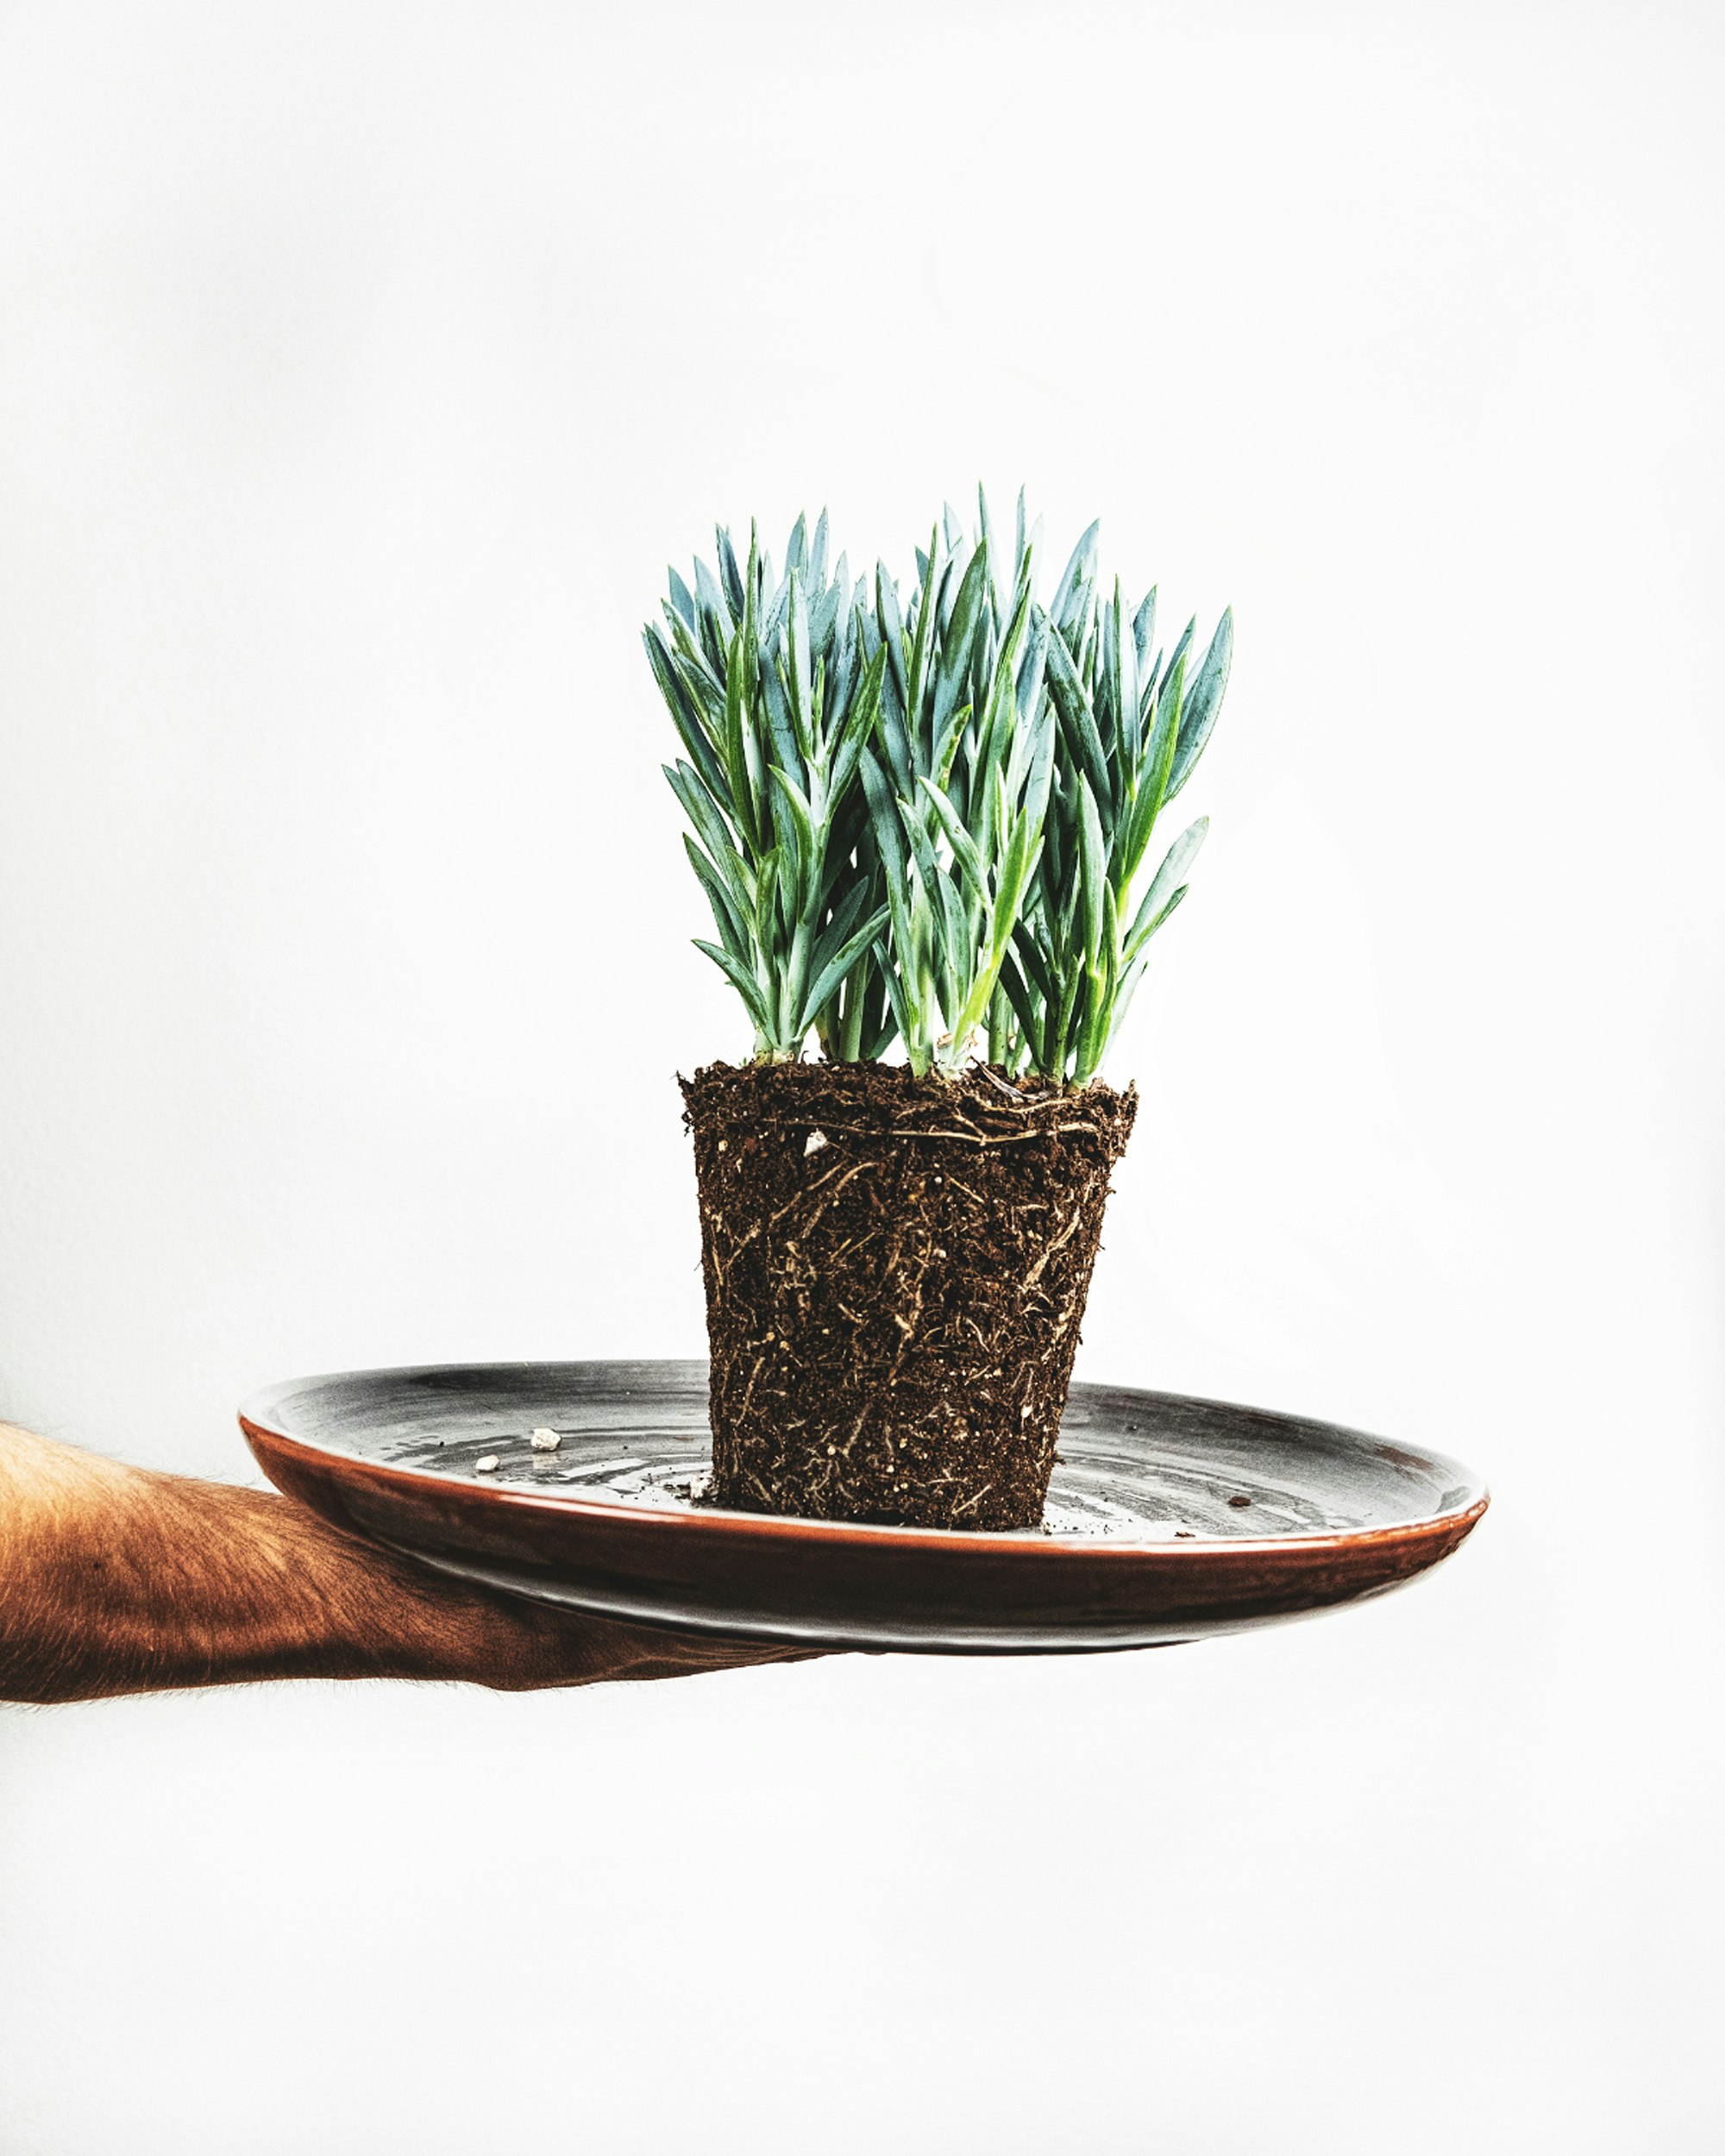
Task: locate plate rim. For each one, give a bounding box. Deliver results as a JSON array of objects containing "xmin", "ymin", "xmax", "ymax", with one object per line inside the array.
[{"xmin": 238, "ymin": 1358, "xmax": 1490, "ymax": 1559}]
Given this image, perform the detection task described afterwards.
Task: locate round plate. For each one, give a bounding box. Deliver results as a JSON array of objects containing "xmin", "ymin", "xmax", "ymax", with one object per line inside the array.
[{"xmin": 240, "ymin": 1360, "xmax": 1487, "ymax": 1654}]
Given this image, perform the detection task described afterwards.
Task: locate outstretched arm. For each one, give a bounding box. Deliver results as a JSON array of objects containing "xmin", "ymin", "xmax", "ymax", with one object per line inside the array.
[{"xmin": 0, "ymin": 1423, "xmax": 812, "ymax": 1704}]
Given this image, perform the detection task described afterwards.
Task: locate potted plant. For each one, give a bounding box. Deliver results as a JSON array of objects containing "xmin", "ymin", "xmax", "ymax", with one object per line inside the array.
[{"xmin": 643, "ymin": 491, "xmax": 1232, "ymax": 1530}]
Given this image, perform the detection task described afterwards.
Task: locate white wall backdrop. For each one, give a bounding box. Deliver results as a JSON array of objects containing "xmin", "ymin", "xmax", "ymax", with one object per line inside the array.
[{"xmin": 3, "ymin": 4, "xmax": 1722, "ymax": 2150}]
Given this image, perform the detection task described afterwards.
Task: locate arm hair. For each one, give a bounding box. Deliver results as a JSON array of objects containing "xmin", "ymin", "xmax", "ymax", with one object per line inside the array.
[{"xmin": 0, "ymin": 1424, "xmax": 815, "ymax": 1702}]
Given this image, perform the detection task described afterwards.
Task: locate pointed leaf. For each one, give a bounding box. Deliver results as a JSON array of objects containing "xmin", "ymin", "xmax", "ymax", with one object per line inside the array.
[
  {"xmin": 1113, "ymin": 579, "xmax": 1140, "ymax": 774},
  {"xmin": 1167, "ymin": 607, "xmax": 1233, "ymax": 800},
  {"xmin": 797, "ymin": 906, "xmax": 891, "ymax": 1035},
  {"xmin": 1049, "ymin": 519, "xmax": 1100, "ymax": 635},
  {"xmin": 1160, "ymin": 614, "xmax": 1196, "ymax": 693},
  {"xmin": 664, "ymin": 761, "xmax": 749, "ymax": 906},
  {"xmin": 976, "ymin": 483, "xmax": 1005, "ymax": 634},
  {"xmin": 684, "ymin": 836, "xmax": 750, "ymax": 959},
  {"xmin": 1107, "ymin": 888, "xmax": 1189, "ymax": 1056},
  {"xmin": 1041, "ymin": 609, "xmax": 1112, "ymax": 813},
  {"xmin": 715, "ymin": 529, "xmax": 746, "ymax": 620},
  {"xmin": 918, "ymin": 776, "xmax": 988, "ymax": 912},
  {"xmin": 691, "ymin": 556, "xmax": 734, "ymax": 674},
  {"xmin": 721, "ymin": 625, "xmax": 759, "ymax": 854},
  {"xmin": 1126, "ymin": 817, "xmax": 1208, "ymax": 960},
  {"xmin": 693, "ymin": 939, "xmax": 772, "ymax": 1032},
  {"xmin": 831, "ymin": 649, "xmax": 887, "ymax": 803},
  {"xmin": 1077, "ymin": 777, "xmax": 1106, "ymax": 966},
  {"xmin": 1132, "ymin": 586, "xmax": 1157, "ymax": 676}
]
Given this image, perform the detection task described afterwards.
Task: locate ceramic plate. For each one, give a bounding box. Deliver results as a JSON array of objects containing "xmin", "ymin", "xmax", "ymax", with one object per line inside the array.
[{"xmin": 240, "ymin": 1360, "xmax": 1487, "ymax": 1653}]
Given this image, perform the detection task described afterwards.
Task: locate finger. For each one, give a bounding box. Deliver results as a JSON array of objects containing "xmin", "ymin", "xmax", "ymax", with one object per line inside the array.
[
  {"xmin": 514, "ymin": 1611, "xmax": 841, "ymax": 1688},
  {"xmin": 615, "ymin": 1637, "xmax": 837, "ymax": 1683}
]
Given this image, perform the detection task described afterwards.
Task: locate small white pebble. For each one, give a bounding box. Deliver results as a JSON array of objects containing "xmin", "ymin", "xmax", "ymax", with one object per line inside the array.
[
  {"xmin": 474, "ymin": 1455, "xmax": 500, "ymax": 1473},
  {"xmin": 804, "ymin": 1130, "xmax": 829, "ymax": 1156},
  {"xmin": 717, "ymin": 1138, "xmax": 728, "ymax": 1152},
  {"xmin": 529, "ymin": 1427, "xmax": 561, "ymax": 1452},
  {"xmin": 826, "ymin": 1445, "xmax": 837, "ymax": 1455},
  {"xmin": 934, "ymin": 1247, "xmax": 947, "ymax": 1258}
]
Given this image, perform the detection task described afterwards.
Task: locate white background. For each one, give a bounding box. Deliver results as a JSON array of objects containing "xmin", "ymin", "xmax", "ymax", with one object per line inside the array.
[{"xmin": 2, "ymin": 3, "xmax": 1722, "ymax": 2149}]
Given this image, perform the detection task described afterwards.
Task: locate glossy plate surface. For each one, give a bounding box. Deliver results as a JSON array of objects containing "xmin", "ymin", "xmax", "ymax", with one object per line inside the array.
[{"xmin": 240, "ymin": 1360, "xmax": 1487, "ymax": 1653}]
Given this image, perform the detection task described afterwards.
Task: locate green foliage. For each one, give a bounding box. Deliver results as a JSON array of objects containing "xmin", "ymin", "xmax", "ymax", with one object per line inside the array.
[
  {"xmin": 643, "ymin": 492, "xmax": 1233, "ymax": 1083},
  {"xmin": 1007, "ymin": 545, "xmax": 1234, "ymax": 1083},
  {"xmin": 643, "ymin": 514, "xmax": 892, "ymax": 1062},
  {"xmin": 860, "ymin": 506, "xmax": 1056, "ymax": 1076}
]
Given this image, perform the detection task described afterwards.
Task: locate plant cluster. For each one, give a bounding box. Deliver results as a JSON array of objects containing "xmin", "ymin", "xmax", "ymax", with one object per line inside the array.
[{"xmin": 643, "ymin": 491, "xmax": 1232, "ymax": 1084}]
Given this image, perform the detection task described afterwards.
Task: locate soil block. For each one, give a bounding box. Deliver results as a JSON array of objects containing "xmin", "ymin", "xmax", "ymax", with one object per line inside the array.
[{"xmin": 681, "ymin": 1058, "xmax": 1137, "ymax": 1530}]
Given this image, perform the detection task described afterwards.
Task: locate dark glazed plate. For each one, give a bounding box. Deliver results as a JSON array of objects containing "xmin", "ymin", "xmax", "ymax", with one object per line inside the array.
[{"xmin": 240, "ymin": 1360, "xmax": 1487, "ymax": 1654}]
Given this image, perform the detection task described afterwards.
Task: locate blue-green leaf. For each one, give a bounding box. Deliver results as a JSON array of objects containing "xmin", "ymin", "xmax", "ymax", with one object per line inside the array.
[
  {"xmin": 768, "ymin": 763, "xmax": 819, "ymax": 917},
  {"xmin": 1116, "ymin": 651, "xmax": 1185, "ymax": 887},
  {"xmin": 1107, "ymin": 887, "xmax": 1189, "ymax": 1056},
  {"xmin": 643, "ymin": 628, "xmax": 730, "ymax": 809},
  {"xmin": 1050, "ymin": 518, "xmax": 1100, "ymax": 636},
  {"xmin": 905, "ymin": 536, "xmax": 946, "ymax": 743},
  {"xmin": 976, "ymin": 483, "xmax": 1005, "ymax": 635},
  {"xmin": 785, "ymin": 571, "xmax": 814, "ymax": 761},
  {"xmin": 693, "ymin": 939, "xmax": 772, "ymax": 1032},
  {"xmin": 721, "ymin": 630, "xmax": 759, "ymax": 855},
  {"xmin": 1126, "ymin": 817, "xmax": 1208, "ymax": 960},
  {"xmin": 1077, "ymin": 776, "xmax": 1107, "ymax": 966},
  {"xmin": 758, "ymin": 652, "xmax": 805, "ymax": 788},
  {"xmin": 691, "ymin": 556, "xmax": 734, "ymax": 674},
  {"xmin": 796, "ymin": 906, "xmax": 890, "ymax": 1036},
  {"xmin": 876, "ymin": 563, "xmax": 908, "ymax": 708},
  {"xmin": 918, "ymin": 776, "xmax": 988, "ymax": 911},
  {"xmin": 1015, "ymin": 605, "xmax": 1051, "ymax": 725},
  {"xmin": 1113, "ymin": 580, "xmax": 1140, "ymax": 774},
  {"xmin": 715, "ymin": 529, "xmax": 745, "ymax": 621},
  {"xmin": 831, "ymin": 648, "xmax": 886, "ymax": 802},
  {"xmin": 996, "ymin": 948, "xmax": 1046, "ymax": 1070},
  {"xmin": 685, "ymin": 835, "xmax": 750, "ymax": 958},
  {"xmin": 1132, "ymin": 586, "xmax": 1157, "ymax": 677},
  {"xmin": 1041, "ymin": 610, "xmax": 1112, "ymax": 814},
  {"xmin": 664, "ymin": 761, "xmax": 748, "ymax": 902},
  {"xmin": 1160, "ymin": 615, "xmax": 1196, "ymax": 693},
  {"xmin": 1166, "ymin": 607, "xmax": 1233, "ymax": 801}
]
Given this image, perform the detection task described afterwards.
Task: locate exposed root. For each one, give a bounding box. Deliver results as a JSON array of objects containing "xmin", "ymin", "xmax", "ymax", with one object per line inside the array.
[{"xmin": 683, "ymin": 1058, "xmax": 1135, "ymax": 1530}]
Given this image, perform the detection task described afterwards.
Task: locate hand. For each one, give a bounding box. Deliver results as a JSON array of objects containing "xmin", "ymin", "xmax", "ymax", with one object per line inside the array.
[{"xmin": 434, "ymin": 1601, "xmax": 828, "ymax": 1692}]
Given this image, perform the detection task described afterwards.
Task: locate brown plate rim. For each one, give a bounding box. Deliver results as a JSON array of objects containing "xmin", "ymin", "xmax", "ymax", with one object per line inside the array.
[{"xmin": 238, "ymin": 1362, "xmax": 1490, "ymax": 1561}]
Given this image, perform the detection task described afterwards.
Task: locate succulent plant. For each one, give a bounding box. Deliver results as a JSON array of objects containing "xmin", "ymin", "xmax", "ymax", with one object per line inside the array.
[
  {"xmin": 859, "ymin": 504, "xmax": 1057, "ymax": 1076},
  {"xmin": 643, "ymin": 492, "xmax": 1232, "ymax": 1083},
  {"xmin": 1006, "ymin": 525, "xmax": 1233, "ymax": 1083},
  {"xmin": 643, "ymin": 514, "xmax": 892, "ymax": 1062}
]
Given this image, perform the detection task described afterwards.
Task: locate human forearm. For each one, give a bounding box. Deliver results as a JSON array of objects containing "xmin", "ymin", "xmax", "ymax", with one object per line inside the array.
[
  {"xmin": 0, "ymin": 1423, "xmax": 495, "ymax": 1699},
  {"xmin": 0, "ymin": 1424, "xmax": 814, "ymax": 1702}
]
